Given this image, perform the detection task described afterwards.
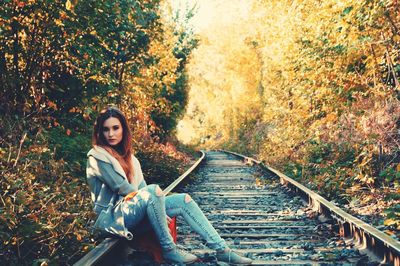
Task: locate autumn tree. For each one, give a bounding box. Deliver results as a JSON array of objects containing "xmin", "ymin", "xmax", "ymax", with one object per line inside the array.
[
  {"xmin": 179, "ymin": 0, "xmax": 400, "ymax": 231},
  {"xmin": 0, "ymin": 0, "xmax": 198, "ymax": 264}
]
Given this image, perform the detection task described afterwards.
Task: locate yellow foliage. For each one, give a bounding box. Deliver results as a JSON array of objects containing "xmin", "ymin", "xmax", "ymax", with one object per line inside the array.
[
  {"xmin": 384, "ymin": 218, "xmax": 397, "ymax": 226},
  {"xmin": 65, "ymin": 0, "xmax": 72, "ymax": 11}
]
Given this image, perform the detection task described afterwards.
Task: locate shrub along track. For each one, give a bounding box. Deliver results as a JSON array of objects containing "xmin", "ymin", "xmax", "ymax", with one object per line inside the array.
[{"xmin": 76, "ymin": 150, "xmax": 399, "ymax": 265}]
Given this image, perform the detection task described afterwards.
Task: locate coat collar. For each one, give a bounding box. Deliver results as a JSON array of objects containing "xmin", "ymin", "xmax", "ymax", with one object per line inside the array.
[{"xmin": 87, "ymin": 146, "xmax": 127, "ymax": 179}]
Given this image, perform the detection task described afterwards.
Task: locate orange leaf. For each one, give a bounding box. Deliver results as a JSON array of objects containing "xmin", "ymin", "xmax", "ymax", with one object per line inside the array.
[{"xmin": 384, "ymin": 230, "xmax": 396, "ymax": 235}]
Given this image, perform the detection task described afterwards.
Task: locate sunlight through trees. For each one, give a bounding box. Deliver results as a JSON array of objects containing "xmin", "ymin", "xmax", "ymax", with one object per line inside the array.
[{"xmin": 178, "ymin": 0, "xmax": 400, "ymax": 232}]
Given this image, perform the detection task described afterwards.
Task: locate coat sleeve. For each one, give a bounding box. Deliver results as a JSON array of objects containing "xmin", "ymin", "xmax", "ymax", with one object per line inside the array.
[
  {"xmin": 88, "ymin": 156, "xmax": 135, "ymax": 196},
  {"xmin": 138, "ymin": 179, "xmax": 147, "ymax": 190},
  {"xmin": 135, "ymin": 157, "xmax": 147, "ymax": 189}
]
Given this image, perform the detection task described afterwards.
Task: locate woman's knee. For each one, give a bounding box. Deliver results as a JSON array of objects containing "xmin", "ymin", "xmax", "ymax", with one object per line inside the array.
[
  {"xmin": 184, "ymin": 193, "xmax": 192, "ymax": 203},
  {"xmin": 175, "ymin": 193, "xmax": 193, "ymax": 204},
  {"xmin": 146, "ymin": 184, "xmax": 164, "ymax": 197}
]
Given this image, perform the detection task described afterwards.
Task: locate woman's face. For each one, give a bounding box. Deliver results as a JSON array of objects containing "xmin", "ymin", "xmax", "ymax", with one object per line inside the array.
[{"xmin": 102, "ymin": 117, "xmax": 123, "ymax": 146}]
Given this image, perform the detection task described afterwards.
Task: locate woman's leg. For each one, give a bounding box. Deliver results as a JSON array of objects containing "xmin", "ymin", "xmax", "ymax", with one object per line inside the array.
[
  {"xmin": 123, "ymin": 185, "xmax": 197, "ymax": 263},
  {"xmin": 165, "ymin": 193, "xmax": 253, "ymax": 265},
  {"xmin": 124, "ymin": 184, "xmax": 175, "ymax": 250},
  {"xmin": 165, "ymin": 193, "xmax": 227, "ymax": 250}
]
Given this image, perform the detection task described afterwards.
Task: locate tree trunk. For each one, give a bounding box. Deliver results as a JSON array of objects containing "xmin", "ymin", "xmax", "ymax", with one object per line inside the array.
[
  {"xmin": 0, "ymin": 49, "xmax": 6, "ymax": 95},
  {"xmin": 12, "ymin": 20, "xmax": 23, "ymax": 106},
  {"xmin": 118, "ymin": 62, "xmax": 126, "ymax": 90}
]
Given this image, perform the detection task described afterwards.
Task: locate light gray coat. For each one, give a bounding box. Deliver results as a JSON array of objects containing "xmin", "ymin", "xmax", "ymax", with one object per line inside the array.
[{"xmin": 86, "ymin": 146, "xmax": 147, "ymax": 239}]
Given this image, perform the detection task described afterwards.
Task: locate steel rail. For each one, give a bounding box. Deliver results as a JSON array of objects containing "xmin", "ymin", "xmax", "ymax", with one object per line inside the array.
[
  {"xmin": 163, "ymin": 150, "xmax": 205, "ymax": 195},
  {"xmin": 73, "ymin": 150, "xmax": 205, "ymax": 266},
  {"xmin": 220, "ymin": 149, "xmax": 400, "ymax": 266}
]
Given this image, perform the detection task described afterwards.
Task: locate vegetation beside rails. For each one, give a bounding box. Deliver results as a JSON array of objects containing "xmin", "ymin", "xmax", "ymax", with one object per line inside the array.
[
  {"xmin": 0, "ymin": 0, "xmax": 198, "ymax": 264},
  {"xmin": 0, "ymin": 115, "xmax": 195, "ymax": 265}
]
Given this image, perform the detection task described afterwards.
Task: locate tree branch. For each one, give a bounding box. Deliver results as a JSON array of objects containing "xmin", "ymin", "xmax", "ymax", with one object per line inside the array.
[{"xmin": 13, "ymin": 132, "xmax": 27, "ymax": 168}]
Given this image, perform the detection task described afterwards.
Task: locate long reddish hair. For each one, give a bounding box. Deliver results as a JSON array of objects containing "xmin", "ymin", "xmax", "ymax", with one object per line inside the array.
[{"xmin": 92, "ymin": 106, "xmax": 134, "ymax": 183}]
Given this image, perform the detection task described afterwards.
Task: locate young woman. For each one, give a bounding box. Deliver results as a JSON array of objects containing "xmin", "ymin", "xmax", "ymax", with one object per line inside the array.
[{"xmin": 86, "ymin": 106, "xmax": 252, "ymax": 265}]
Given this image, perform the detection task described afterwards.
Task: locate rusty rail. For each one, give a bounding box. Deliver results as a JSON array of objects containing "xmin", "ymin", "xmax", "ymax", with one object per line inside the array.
[{"xmin": 221, "ymin": 149, "xmax": 400, "ymax": 266}]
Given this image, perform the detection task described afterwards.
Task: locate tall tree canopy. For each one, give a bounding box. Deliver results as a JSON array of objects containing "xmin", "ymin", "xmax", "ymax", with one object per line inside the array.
[{"xmin": 178, "ymin": 0, "xmax": 400, "ymax": 229}]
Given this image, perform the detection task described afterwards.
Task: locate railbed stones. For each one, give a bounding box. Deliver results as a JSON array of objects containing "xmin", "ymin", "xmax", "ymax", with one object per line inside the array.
[
  {"xmin": 175, "ymin": 151, "xmax": 370, "ymax": 265},
  {"xmin": 116, "ymin": 151, "xmax": 374, "ymax": 265}
]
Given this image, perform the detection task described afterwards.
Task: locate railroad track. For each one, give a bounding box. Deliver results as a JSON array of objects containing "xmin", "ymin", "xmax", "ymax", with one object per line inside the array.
[{"xmin": 75, "ymin": 150, "xmax": 400, "ymax": 265}]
